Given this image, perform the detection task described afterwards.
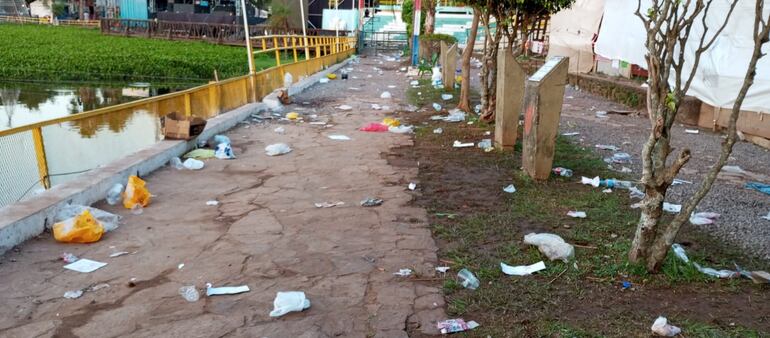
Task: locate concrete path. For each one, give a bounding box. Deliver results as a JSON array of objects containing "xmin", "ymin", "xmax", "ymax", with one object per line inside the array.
[{"xmin": 0, "ymin": 55, "xmax": 445, "ymax": 337}]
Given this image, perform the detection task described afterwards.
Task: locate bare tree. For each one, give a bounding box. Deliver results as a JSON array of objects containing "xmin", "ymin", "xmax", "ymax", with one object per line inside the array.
[
  {"xmin": 478, "ymin": 10, "xmax": 503, "ymax": 121},
  {"xmin": 630, "ymin": 0, "xmax": 770, "ymax": 272},
  {"xmin": 423, "ymin": 0, "xmax": 436, "ymax": 35},
  {"xmin": 458, "ymin": 8, "xmax": 480, "ymax": 112}
]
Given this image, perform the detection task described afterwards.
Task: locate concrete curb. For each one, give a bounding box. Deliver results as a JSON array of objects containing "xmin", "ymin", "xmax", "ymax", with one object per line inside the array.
[{"xmin": 0, "ymin": 57, "xmax": 353, "ymax": 255}]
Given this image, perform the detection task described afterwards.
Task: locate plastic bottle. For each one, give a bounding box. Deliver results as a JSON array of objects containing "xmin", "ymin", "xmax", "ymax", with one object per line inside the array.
[
  {"xmin": 457, "ymin": 268, "xmax": 480, "ymax": 290},
  {"xmin": 601, "ymin": 178, "xmax": 634, "ymax": 189},
  {"xmin": 552, "ymin": 167, "xmax": 573, "ymax": 177},
  {"xmin": 178, "ymin": 286, "xmax": 200, "ymax": 302},
  {"xmin": 105, "ymin": 183, "xmax": 124, "ymax": 205},
  {"xmin": 169, "ymin": 157, "xmax": 184, "ymax": 170}
]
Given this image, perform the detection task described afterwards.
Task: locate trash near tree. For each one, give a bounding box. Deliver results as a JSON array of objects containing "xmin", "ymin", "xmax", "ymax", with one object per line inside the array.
[
  {"xmin": 523, "ymin": 233, "xmax": 575, "ymax": 262},
  {"xmin": 500, "ymin": 261, "xmax": 546, "ymax": 276},
  {"xmin": 270, "ymin": 291, "xmax": 311, "ymax": 317}
]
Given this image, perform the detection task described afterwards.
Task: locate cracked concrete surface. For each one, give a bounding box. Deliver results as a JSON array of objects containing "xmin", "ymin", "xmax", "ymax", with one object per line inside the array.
[{"xmin": 0, "ymin": 55, "xmax": 445, "ymax": 337}]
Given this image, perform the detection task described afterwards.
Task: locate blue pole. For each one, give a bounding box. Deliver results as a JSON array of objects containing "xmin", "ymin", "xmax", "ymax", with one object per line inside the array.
[{"xmin": 411, "ymin": 0, "xmax": 422, "ymax": 66}]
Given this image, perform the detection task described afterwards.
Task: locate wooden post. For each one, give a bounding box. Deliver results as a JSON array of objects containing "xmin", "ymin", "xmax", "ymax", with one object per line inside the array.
[
  {"xmin": 494, "ymin": 50, "xmax": 526, "ymax": 149},
  {"xmin": 521, "ymin": 57, "xmax": 569, "ymax": 180}
]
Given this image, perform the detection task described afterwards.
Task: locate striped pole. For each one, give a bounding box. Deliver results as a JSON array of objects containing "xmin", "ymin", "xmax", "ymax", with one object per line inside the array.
[{"xmin": 411, "ymin": 0, "xmax": 422, "ymax": 65}]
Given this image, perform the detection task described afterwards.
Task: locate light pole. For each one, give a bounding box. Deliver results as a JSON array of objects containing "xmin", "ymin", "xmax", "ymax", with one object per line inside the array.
[
  {"xmin": 299, "ymin": 0, "xmax": 310, "ymax": 59},
  {"xmin": 240, "ymin": 0, "xmax": 255, "ymax": 74}
]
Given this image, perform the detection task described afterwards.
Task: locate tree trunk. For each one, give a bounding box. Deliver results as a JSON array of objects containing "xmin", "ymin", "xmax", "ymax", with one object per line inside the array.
[
  {"xmin": 423, "ymin": 0, "xmax": 435, "ymax": 35},
  {"xmin": 480, "ymin": 26, "xmax": 502, "ymax": 122},
  {"xmin": 457, "ymin": 8, "xmax": 479, "ymax": 113}
]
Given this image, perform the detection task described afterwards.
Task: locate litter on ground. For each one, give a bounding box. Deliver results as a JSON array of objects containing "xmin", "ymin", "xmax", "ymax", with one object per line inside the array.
[
  {"xmin": 500, "ymin": 261, "xmax": 546, "ymax": 276},
  {"xmin": 523, "ymin": 233, "xmax": 575, "ymax": 262},
  {"xmin": 270, "ymin": 291, "xmax": 311, "ymax": 317},
  {"xmin": 205, "ymin": 284, "xmax": 250, "ymax": 296},
  {"xmin": 437, "ymin": 319, "xmax": 480, "ymax": 334}
]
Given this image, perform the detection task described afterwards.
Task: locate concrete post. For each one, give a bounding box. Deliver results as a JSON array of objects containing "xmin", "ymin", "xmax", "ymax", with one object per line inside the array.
[
  {"xmin": 443, "ymin": 43, "xmax": 458, "ymax": 90},
  {"xmin": 521, "ymin": 56, "xmax": 569, "ymax": 180},
  {"xmin": 494, "ymin": 50, "xmax": 526, "ymax": 149}
]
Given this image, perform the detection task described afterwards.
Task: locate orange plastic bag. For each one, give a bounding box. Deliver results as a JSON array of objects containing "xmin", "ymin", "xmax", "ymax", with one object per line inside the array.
[
  {"xmin": 53, "ymin": 209, "xmax": 104, "ymax": 243},
  {"xmin": 123, "ymin": 175, "xmax": 151, "ymax": 210}
]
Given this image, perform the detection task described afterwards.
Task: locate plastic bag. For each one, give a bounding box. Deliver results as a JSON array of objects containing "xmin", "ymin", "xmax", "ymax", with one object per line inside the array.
[
  {"xmin": 265, "ymin": 143, "xmax": 292, "ymax": 156},
  {"xmin": 123, "ymin": 175, "xmax": 151, "ymax": 210},
  {"xmin": 183, "ymin": 158, "xmax": 205, "ymax": 170},
  {"xmin": 523, "ymin": 233, "xmax": 575, "ymax": 262},
  {"xmin": 651, "ymin": 316, "xmax": 681, "ymax": 336},
  {"xmin": 380, "ymin": 91, "xmax": 392, "ymax": 99},
  {"xmin": 55, "ymin": 205, "xmax": 121, "ymax": 232},
  {"xmin": 283, "ymin": 72, "xmax": 293, "ymax": 88},
  {"xmin": 215, "ymin": 143, "xmax": 236, "ymax": 159},
  {"xmin": 382, "ymin": 117, "xmax": 400, "ymax": 127},
  {"xmin": 360, "ymin": 123, "xmax": 389, "ymax": 132},
  {"xmin": 388, "ymin": 126, "xmax": 413, "ymax": 134},
  {"xmin": 53, "ymin": 209, "xmax": 105, "ymax": 243},
  {"xmin": 269, "ymin": 291, "xmax": 311, "ymax": 317}
]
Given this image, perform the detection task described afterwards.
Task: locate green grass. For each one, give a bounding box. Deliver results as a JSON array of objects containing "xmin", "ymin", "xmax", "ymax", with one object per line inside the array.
[
  {"xmin": 0, "ymin": 24, "xmax": 293, "ymax": 84},
  {"xmin": 409, "ymin": 107, "xmax": 770, "ymax": 336},
  {"xmin": 406, "ymin": 78, "xmax": 461, "ymax": 107}
]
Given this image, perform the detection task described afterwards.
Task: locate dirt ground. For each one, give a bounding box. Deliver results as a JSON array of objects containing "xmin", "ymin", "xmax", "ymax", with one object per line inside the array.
[{"xmin": 0, "ymin": 55, "xmax": 447, "ymax": 337}]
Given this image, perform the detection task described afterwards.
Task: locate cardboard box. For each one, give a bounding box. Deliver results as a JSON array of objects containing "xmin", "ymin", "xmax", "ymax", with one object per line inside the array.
[{"xmin": 162, "ymin": 112, "xmax": 207, "ymax": 140}]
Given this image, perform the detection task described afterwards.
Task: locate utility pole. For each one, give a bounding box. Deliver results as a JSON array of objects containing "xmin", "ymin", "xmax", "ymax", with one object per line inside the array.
[{"xmin": 411, "ymin": 0, "xmax": 421, "ymax": 65}]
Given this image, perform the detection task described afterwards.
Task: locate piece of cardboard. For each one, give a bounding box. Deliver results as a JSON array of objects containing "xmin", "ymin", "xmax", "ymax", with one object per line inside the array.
[{"xmin": 163, "ymin": 112, "xmax": 207, "ymax": 140}]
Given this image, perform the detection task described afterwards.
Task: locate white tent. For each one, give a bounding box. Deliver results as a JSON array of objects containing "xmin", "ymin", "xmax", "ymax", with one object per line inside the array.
[
  {"xmin": 595, "ymin": 0, "xmax": 770, "ymax": 113},
  {"xmin": 29, "ymin": 0, "xmax": 52, "ymax": 18},
  {"xmin": 547, "ymin": 0, "xmax": 605, "ymax": 74}
]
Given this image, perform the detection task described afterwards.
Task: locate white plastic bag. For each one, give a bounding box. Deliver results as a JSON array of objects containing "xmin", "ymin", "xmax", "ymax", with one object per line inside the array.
[
  {"xmin": 431, "ymin": 66, "xmax": 442, "ymax": 83},
  {"xmin": 380, "ymin": 91, "xmax": 392, "ymax": 99},
  {"xmin": 269, "ymin": 291, "xmax": 310, "ymax": 317},
  {"xmin": 388, "ymin": 126, "xmax": 413, "ymax": 134},
  {"xmin": 55, "ymin": 205, "xmax": 121, "ymax": 232},
  {"xmin": 265, "ymin": 143, "xmax": 292, "ymax": 156},
  {"xmin": 215, "ymin": 143, "xmax": 236, "ymax": 159},
  {"xmin": 651, "ymin": 316, "xmax": 681, "ymax": 336},
  {"xmin": 182, "ymin": 158, "xmax": 204, "ymax": 170},
  {"xmin": 523, "ymin": 233, "xmax": 575, "ymax": 262},
  {"xmin": 283, "ymin": 72, "xmax": 293, "ymax": 88}
]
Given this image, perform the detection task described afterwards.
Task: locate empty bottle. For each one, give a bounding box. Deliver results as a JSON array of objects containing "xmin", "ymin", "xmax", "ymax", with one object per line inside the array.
[
  {"xmin": 178, "ymin": 286, "xmax": 200, "ymax": 302},
  {"xmin": 169, "ymin": 157, "xmax": 184, "ymax": 170},
  {"xmin": 457, "ymin": 268, "xmax": 480, "ymax": 290},
  {"xmin": 105, "ymin": 183, "xmax": 124, "ymax": 205},
  {"xmin": 601, "ymin": 178, "xmax": 634, "ymax": 189},
  {"xmin": 552, "ymin": 167, "xmax": 573, "ymax": 177}
]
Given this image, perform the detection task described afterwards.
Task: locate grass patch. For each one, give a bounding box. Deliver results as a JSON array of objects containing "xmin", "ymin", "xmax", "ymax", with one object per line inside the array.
[
  {"xmin": 0, "ymin": 24, "xmax": 292, "ymax": 84},
  {"xmin": 406, "ymin": 108, "xmax": 770, "ymax": 336},
  {"xmin": 405, "ymin": 78, "xmax": 461, "ymax": 107}
]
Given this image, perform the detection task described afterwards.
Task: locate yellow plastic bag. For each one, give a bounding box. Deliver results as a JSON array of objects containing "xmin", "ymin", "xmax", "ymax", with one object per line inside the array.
[
  {"xmin": 382, "ymin": 118, "xmax": 400, "ymax": 127},
  {"xmin": 286, "ymin": 112, "xmax": 299, "ymax": 120},
  {"xmin": 326, "ymin": 73, "xmax": 337, "ymax": 80},
  {"xmin": 53, "ymin": 209, "xmax": 104, "ymax": 243},
  {"xmin": 123, "ymin": 175, "xmax": 151, "ymax": 210}
]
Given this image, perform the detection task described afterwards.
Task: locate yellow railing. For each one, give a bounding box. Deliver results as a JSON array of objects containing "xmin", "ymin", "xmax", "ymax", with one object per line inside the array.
[
  {"xmin": 251, "ymin": 35, "xmax": 356, "ymax": 67},
  {"xmin": 0, "ymin": 15, "xmax": 100, "ymax": 28},
  {"xmin": 0, "ymin": 34, "xmax": 356, "ymax": 205}
]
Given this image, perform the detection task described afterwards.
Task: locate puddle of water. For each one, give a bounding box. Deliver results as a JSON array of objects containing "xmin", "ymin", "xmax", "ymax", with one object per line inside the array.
[{"xmin": 0, "ymin": 81, "xmax": 195, "ymax": 206}]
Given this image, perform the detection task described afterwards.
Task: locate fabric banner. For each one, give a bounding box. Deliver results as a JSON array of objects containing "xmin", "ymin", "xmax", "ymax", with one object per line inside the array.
[
  {"xmin": 595, "ymin": 0, "xmax": 770, "ymax": 113},
  {"xmin": 547, "ymin": 0, "xmax": 605, "ymax": 74}
]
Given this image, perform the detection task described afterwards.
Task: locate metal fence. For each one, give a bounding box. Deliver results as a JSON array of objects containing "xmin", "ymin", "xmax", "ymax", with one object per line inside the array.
[
  {"xmin": 0, "ymin": 35, "xmax": 356, "ymax": 207},
  {"xmin": 0, "ymin": 15, "xmax": 100, "ymax": 28},
  {"xmin": 100, "ymin": 18, "xmax": 348, "ymax": 45}
]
